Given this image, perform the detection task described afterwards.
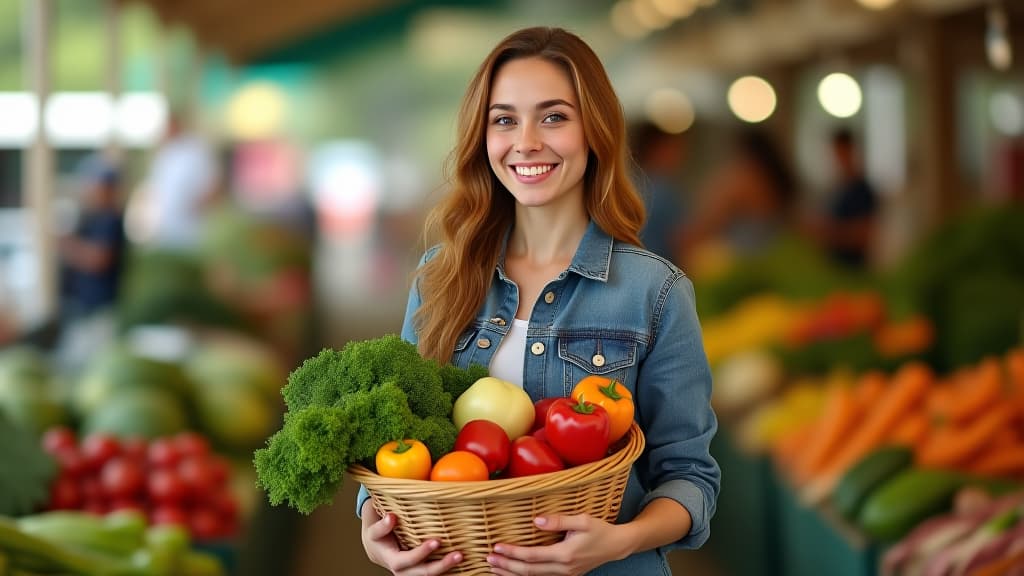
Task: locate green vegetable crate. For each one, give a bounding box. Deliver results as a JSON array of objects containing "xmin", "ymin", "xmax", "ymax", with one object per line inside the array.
[
  {"xmin": 775, "ymin": 476, "xmax": 882, "ymax": 576},
  {"xmin": 707, "ymin": 426, "xmax": 781, "ymax": 576}
]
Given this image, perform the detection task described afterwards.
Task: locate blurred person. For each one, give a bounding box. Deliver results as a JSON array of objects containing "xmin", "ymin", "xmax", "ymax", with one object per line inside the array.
[
  {"xmin": 679, "ymin": 128, "xmax": 796, "ymax": 269},
  {"xmin": 808, "ymin": 127, "xmax": 879, "ymax": 269},
  {"xmin": 58, "ymin": 155, "xmax": 126, "ymax": 322},
  {"xmin": 56, "ymin": 155, "xmax": 125, "ymax": 372},
  {"xmin": 358, "ymin": 26, "xmax": 719, "ymax": 576},
  {"xmin": 630, "ymin": 121, "xmax": 690, "ymax": 263},
  {"xmin": 139, "ymin": 111, "xmax": 219, "ymax": 251}
]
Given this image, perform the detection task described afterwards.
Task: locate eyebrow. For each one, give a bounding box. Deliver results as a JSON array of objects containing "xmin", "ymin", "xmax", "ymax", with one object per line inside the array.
[{"xmin": 489, "ymin": 99, "xmax": 576, "ymax": 112}]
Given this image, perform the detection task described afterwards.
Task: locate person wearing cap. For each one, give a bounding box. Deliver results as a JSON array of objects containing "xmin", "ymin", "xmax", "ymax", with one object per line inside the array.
[{"xmin": 58, "ymin": 156, "xmax": 126, "ymax": 321}]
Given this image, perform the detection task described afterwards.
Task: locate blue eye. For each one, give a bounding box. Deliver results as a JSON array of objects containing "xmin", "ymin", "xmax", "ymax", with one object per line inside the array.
[
  {"xmin": 543, "ymin": 113, "xmax": 567, "ymax": 123},
  {"xmin": 493, "ymin": 116, "xmax": 515, "ymax": 126}
]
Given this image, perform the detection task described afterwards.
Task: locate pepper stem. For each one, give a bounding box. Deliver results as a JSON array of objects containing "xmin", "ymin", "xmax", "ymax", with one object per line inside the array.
[
  {"xmin": 599, "ymin": 379, "xmax": 623, "ymax": 401},
  {"xmin": 393, "ymin": 438, "xmax": 413, "ymax": 454}
]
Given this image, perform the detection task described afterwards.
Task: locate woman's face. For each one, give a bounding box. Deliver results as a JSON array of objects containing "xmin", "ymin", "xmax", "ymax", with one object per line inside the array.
[{"xmin": 486, "ymin": 57, "xmax": 587, "ymax": 211}]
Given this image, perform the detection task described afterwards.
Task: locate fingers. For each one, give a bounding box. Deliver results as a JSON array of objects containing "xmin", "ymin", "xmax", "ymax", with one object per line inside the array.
[
  {"xmin": 533, "ymin": 514, "xmax": 589, "ymax": 533},
  {"xmin": 364, "ymin": 516, "xmax": 463, "ymax": 576},
  {"xmin": 365, "ymin": 512, "xmax": 397, "ymax": 540}
]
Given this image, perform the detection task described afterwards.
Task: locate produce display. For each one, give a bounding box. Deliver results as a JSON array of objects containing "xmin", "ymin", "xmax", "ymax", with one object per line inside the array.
[
  {"xmin": 0, "ymin": 510, "xmax": 224, "ymax": 576},
  {"xmin": 39, "ymin": 427, "xmax": 240, "ymax": 543}
]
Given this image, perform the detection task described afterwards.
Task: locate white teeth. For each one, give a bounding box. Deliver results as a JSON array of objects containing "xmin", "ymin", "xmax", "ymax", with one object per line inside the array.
[{"xmin": 514, "ymin": 165, "xmax": 553, "ymax": 177}]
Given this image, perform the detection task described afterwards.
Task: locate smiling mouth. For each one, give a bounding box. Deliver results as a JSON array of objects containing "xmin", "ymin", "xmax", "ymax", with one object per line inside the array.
[{"xmin": 513, "ymin": 164, "xmax": 556, "ymax": 177}]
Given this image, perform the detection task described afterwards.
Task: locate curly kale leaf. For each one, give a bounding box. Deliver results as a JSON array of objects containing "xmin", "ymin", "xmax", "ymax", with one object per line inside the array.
[{"xmin": 281, "ymin": 335, "xmax": 452, "ymax": 419}]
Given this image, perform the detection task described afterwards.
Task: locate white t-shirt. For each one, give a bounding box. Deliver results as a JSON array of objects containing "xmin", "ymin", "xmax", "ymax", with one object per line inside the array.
[{"xmin": 488, "ymin": 318, "xmax": 528, "ymax": 388}]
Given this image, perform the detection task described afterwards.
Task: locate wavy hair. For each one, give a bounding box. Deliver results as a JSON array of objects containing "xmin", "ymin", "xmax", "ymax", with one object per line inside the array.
[{"xmin": 414, "ymin": 26, "xmax": 645, "ymax": 363}]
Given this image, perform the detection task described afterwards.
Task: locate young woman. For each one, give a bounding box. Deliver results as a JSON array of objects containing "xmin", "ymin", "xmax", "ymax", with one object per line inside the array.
[{"xmin": 359, "ymin": 26, "xmax": 719, "ymax": 575}]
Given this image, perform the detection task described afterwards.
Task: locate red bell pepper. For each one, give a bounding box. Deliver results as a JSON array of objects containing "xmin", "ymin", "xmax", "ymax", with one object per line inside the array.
[{"xmin": 544, "ymin": 398, "xmax": 611, "ymax": 466}]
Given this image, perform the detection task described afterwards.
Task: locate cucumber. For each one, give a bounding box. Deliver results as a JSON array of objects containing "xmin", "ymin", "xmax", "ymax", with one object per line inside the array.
[
  {"xmin": 857, "ymin": 468, "xmax": 967, "ymax": 541},
  {"xmin": 833, "ymin": 445, "xmax": 914, "ymax": 521}
]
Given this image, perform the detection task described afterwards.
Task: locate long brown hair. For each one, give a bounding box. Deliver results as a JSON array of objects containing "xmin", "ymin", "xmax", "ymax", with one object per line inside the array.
[{"xmin": 414, "ymin": 26, "xmax": 645, "ymax": 363}]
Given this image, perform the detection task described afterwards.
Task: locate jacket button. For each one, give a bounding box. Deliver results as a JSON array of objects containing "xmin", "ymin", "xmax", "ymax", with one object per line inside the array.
[
  {"xmin": 477, "ymin": 338, "xmax": 491, "ymax": 349},
  {"xmin": 490, "ymin": 317, "xmax": 506, "ymax": 326},
  {"xmin": 592, "ymin": 354, "xmax": 606, "ymax": 367},
  {"xmin": 543, "ymin": 291, "xmax": 555, "ymax": 304},
  {"xmin": 531, "ymin": 342, "xmax": 545, "ymax": 355}
]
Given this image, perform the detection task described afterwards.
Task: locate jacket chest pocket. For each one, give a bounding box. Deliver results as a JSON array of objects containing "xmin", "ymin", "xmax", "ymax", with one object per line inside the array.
[{"xmin": 557, "ymin": 335, "xmax": 639, "ymax": 395}]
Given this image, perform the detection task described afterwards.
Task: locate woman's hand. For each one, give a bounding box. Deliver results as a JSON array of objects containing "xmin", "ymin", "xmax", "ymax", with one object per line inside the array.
[
  {"xmin": 361, "ymin": 501, "xmax": 463, "ymax": 575},
  {"xmin": 486, "ymin": 514, "xmax": 631, "ymax": 576}
]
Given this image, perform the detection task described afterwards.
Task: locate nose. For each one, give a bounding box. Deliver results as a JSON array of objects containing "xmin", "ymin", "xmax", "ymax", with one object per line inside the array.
[{"xmin": 515, "ymin": 124, "xmax": 542, "ymax": 154}]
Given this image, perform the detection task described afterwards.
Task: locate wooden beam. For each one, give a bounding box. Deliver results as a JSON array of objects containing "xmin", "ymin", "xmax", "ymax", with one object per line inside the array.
[{"xmin": 197, "ymin": 0, "xmax": 403, "ymax": 62}]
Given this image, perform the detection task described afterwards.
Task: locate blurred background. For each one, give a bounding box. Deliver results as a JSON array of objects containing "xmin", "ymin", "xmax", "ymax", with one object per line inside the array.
[{"xmin": 0, "ymin": 0, "xmax": 1022, "ymax": 574}]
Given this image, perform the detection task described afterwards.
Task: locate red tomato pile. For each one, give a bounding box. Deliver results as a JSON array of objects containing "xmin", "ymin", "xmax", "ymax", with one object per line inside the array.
[{"xmin": 40, "ymin": 427, "xmax": 239, "ymax": 542}]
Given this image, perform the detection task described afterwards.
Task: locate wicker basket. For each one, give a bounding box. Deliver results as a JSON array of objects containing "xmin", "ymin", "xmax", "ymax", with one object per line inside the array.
[{"xmin": 348, "ymin": 423, "xmax": 645, "ymax": 575}]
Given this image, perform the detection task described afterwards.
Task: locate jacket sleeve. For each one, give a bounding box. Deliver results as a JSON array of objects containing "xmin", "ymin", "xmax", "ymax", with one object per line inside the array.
[{"xmin": 634, "ymin": 272, "xmax": 720, "ymax": 549}]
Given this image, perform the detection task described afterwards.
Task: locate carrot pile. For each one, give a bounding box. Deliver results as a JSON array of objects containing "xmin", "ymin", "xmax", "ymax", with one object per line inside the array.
[{"xmin": 772, "ymin": 348, "xmax": 1024, "ymax": 501}]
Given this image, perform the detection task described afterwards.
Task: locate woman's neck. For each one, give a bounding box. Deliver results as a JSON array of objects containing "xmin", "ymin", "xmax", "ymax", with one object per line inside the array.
[{"xmin": 508, "ymin": 204, "xmax": 588, "ymax": 266}]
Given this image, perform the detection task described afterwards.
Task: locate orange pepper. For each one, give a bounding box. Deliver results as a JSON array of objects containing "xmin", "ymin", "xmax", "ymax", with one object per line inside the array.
[{"xmin": 571, "ymin": 376, "xmax": 635, "ymax": 443}]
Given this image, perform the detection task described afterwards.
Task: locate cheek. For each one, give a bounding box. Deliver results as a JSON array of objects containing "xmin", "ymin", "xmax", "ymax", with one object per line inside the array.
[{"xmin": 485, "ymin": 134, "xmax": 508, "ymax": 168}]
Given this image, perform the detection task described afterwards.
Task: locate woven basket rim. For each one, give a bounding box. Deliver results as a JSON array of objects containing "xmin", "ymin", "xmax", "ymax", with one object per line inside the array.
[{"xmin": 348, "ymin": 422, "xmax": 645, "ymax": 501}]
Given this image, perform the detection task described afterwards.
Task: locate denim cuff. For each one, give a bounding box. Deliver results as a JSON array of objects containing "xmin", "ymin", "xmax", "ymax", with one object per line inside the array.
[
  {"xmin": 639, "ymin": 478, "xmax": 709, "ymax": 550},
  {"xmin": 355, "ymin": 483, "xmax": 371, "ymax": 518}
]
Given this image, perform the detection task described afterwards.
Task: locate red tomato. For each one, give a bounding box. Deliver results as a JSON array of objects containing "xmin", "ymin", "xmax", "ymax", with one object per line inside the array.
[
  {"xmin": 147, "ymin": 438, "xmax": 181, "ymax": 469},
  {"xmin": 544, "ymin": 398, "xmax": 611, "ymax": 466},
  {"xmin": 55, "ymin": 447, "xmax": 89, "ymax": 478},
  {"xmin": 429, "ymin": 451, "xmax": 489, "ymax": 482},
  {"xmin": 205, "ymin": 456, "xmax": 231, "ymax": 487},
  {"xmin": 173, "ymin": 432, "xmax": 210, "ymax": 459},
  {"xmin": 48, "ymin": 475, "xmax": 82, "ymax": 510},
  {"xmin": 119, "ymin": 437, "xmax": 149, "ymax": 462},
  {"xmin": 453, "ymin": 419, "xmax": 511, "ymax": 476},
  {"xmin": 177, "ymin": 457, "xmax": 217, "ymax": 499},
  {"xmin": 100, "ymin": 457, "xmax": 146, "ymax": 500},
  {"xmin": 530, "ymin": 398, "xmax": 561, "ymax": 432},
  {"xmin": 108, "ymin": 498, "xmax": 146, "ymax": 515},
  {"xmin": 189, "ymin": 507, "xmax": 224, "ymax": 541},
  {"xmin": 82, "ymin": 499, "xmax": 108, "ymax": 516},
  {"xmin": 81, "ymin": 434, "xmax": 121, "ymax": 471},
  {"xmin": 150, "ymin": 505, "xmax": 189, "ymax": 527},
  {"xmin": 79, "ymin": 476, "xmax": 103, "ymax": 502},
  {"xmin": 42, "ymin": 427, "xmax": 77, "ymax": 454},
  {"xmin": 506, "ymin": 436, "xmax": 564, "ymax": 478},
  {"xmin": 147, "ymin": 468, "xmax": 188, "ymax": 505}
]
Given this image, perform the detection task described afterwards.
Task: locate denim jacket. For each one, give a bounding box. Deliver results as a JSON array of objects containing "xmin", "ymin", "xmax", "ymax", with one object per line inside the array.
[{"xmin": 359, "ymin": 221, "xmax": 720, "ymax": 575}]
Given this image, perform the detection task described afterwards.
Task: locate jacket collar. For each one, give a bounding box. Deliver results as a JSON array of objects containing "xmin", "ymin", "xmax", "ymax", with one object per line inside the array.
[{"xmin": 566, "ymin": 220, "xmax": 612, "ymax": 283}]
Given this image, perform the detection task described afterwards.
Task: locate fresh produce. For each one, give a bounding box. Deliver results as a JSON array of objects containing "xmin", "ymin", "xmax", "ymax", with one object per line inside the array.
[
  {"xmin": 452, "ymin": 376, "xmax": 535, "ymax": 440},
  {"xmin": 453, "ymin": 420, "xmax": 510, "ymax": 476},
  {"xmin": 570, "ymin": 376, "xmax": 635, "ymax": 443},
  {"xmin": 0, "ymin": 510, "xmax": 225, "ymax": 576},
  {"xmin": 833, "ymin": 445, "xmax": 914, "ymax": 521},
  {"xmin": 375, "ymin": 440, "xmax": 432, "ymax": 481},
  {"xmin": 544, "ymin": 399, "xmax": 610, "ymax": 466},
  {"xmin": 0, "ymin": 412, "xmax": 57, "ymax": 516},
  {"xmin": 531, "ymin": 397, "xmax": 559, "ymax": 433},
  {"xmin": 254, "ymin": 335, "xmax": 480, "ymax": 513},
  {"xmin": 184, "ymin": 334, "xmax": 286, "ymax": 453},
  {"xmin": 506, "ymin": 436, "xmax": 564, "ymax": 478},
  {"xmin": 858, "ymin": 468, "xmax": 968, "ymax": 541},
  {"xmin": 0, "ymin": 346, "xmax": 68, "ymax": 435},
  {"xmin": 430, "ymin": 451, "xmax": 489, "ymax": 482},
  {"xmin": 882, "ymin": 490, "xmax": 1024, "ymax": 576},
  {"xmin": 39, "ymin": 428, "xmax": 239, "ymax": 542}
]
